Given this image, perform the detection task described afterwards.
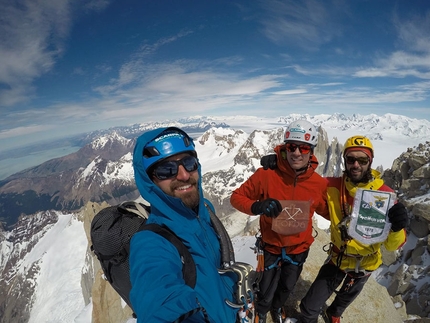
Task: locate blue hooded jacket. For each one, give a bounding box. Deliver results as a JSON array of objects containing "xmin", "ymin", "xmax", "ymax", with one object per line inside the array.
[{"xmin": 130, "ymin": 127, "xmax": 238, "ymax": 322}]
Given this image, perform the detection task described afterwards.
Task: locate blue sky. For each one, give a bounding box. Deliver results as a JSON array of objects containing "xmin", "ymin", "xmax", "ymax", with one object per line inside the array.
[{"xmin": 1, "ymin": 0, "xmax": 430, "ymax": 151}]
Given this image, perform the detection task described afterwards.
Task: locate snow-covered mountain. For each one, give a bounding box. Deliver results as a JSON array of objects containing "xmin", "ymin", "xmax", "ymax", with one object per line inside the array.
[
  {"xmin": 220, "ymin": 113, "xmax": 430, "ymax": 171},
  {"xmin": 77, "ymin": 118, "xmax": 230, "ymax": 147},
  {"xmin": 0, "ymin": 132, "xmax": 138, "ymax": 228},
  {"xmin": 0, "ymin": 113, "xmax": 430, "ymax": 322}
]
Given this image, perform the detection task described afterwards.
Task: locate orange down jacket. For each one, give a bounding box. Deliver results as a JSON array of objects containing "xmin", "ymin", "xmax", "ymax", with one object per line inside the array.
[{"xmin": 230, "ymin": 144, "xmax": 329, "ymax": 255}]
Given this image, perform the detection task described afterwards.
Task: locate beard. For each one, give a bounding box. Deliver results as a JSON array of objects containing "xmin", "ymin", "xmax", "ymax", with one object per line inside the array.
[
  {"xmin": 345, "ymin": 167, "xmax": 373, "ymax": 184},
  {"xmin": 170, "ymin": 177, "xmax": 200, "ymax": 209}
]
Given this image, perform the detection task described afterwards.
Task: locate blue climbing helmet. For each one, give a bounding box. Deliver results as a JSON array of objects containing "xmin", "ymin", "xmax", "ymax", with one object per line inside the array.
[{"xmin": 142, "ymin": 127, "xmax": 197, "ymax": 173}]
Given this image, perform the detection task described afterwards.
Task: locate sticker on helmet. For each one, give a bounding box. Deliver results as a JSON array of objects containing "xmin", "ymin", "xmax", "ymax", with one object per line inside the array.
[
  {"xmin": 154, "ymin": 132, "xmax": 183, "ymax": 143},
  {"xmin": 290, "ymin": 127, "xmax": 306, "ymax": 134}
]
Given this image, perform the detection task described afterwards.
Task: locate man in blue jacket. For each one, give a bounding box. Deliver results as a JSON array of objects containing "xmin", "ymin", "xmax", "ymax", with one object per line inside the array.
[{"xmin": 130, "ymin": 126, "xmax": 239, "ymax": 322}]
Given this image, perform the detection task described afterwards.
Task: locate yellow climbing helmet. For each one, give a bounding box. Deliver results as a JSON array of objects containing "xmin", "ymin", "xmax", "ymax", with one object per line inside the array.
[{"xmin": 343, "ymin": 136, "xmax": 374, "ymax": 158}]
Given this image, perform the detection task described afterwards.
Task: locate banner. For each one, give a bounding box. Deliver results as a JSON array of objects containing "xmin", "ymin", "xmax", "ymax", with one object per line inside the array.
[
  {"xmin": 271, "ymin": 200, "xmax": 311, "ymax": 235},
  {"xmin": 348, "ymin": 189, "xmax": 396, "ymax": 244}
]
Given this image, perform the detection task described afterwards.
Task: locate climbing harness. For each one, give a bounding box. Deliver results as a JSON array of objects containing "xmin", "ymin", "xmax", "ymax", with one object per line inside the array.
[
  {"xmin": 342, "ymin": 270, "xmax": 372, "ymax": 293},
  {"xmin": 252, "ymin": 232, "xmax": 306, "ymax": 291},
  {"xmin": 264, "ymin": 247, "xmax": 304, "ymax": 271}
]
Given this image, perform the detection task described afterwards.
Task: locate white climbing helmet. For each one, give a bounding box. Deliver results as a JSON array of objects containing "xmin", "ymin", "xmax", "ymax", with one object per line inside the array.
[{"xmin": 284, "ymin": 120, "xmax": 318, "ymax": 147}]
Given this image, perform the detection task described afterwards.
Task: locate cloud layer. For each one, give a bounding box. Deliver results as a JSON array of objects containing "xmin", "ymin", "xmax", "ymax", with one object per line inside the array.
[{"xmin": 1, "ymin": 0, "xmax": 429, "ymax": 150}]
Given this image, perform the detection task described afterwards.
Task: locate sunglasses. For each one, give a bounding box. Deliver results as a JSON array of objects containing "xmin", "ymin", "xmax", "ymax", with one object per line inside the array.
[
  {"xmin": 345, "ymin": 156, "xmax": 369, "ymax": 166},
  {"xmin": 152, "ymin": 155, "xmax": 199, "ymax": 180},
  {"xmin": 285, "ymin": 143, "xmax": 312, "ymax": 154}
]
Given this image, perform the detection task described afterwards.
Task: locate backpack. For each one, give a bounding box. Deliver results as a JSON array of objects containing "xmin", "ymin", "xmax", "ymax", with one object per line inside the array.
[{"xmin": 90, "ymin": 201, "xmax": 197, "ymax": 316}]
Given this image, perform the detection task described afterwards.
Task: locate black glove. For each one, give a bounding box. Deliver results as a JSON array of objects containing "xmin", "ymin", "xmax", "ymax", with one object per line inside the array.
[
  {"xmin": 251, "ymin": 198, "xmax": 282, "ymax": 218},
  {"xmin": 260, "ymin": 154, "xmax": 278, "ymax": 170},
  {"xmin": 388, "ymin": 202, "xmax": 408, "ymax": 232}
]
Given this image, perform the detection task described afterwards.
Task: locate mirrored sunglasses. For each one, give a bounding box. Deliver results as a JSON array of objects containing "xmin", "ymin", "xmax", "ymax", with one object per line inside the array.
[
  {"xmin": 153, "ymin": 155, "xmax": 198, "ymax": 180},
  {"xmin": 285, "ymin": 143, "xmax": 312, "ymax": 154},
  {"xmin": 345, "ymin": 156, "xmax": 369, "ymax": 166}
]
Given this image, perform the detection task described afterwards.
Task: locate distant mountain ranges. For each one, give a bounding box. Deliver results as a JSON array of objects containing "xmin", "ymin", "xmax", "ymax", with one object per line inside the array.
[
  {"xmin": 0, "ymin": 118, "xmax": 229, "ymax": 162},
  {"xmin": 2, "ymin": 113, "xmax": 430, "ymax": 229},
  {"xmin": 0, "ymin": 119, "xmax": 230, "ymax": 229}
]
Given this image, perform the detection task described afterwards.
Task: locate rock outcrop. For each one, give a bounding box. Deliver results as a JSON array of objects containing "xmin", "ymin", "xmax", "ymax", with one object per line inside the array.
[
  {"xmin": 382, "ymin": 141, "xmax": 430, "ymax": 319},
  {"xmin": 81, "ymin": 201, "xmax": 133, "ymax": 323}
]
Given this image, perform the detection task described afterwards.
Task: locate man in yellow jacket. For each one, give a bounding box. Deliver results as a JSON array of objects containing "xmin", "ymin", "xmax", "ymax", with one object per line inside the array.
[
  {"xmin": 261, "ymin": 135, "xmax": 408, "ymax": 323},
  {"xmin": 298, "ymin": 135, "xmax": 407, "ymax": 323}
]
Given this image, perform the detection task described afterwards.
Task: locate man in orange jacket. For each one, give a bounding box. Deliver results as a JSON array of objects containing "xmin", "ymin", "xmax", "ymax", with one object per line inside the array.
[{"xmin": 230, "ymin": 120, "xmax": 329, "ymax": 323}]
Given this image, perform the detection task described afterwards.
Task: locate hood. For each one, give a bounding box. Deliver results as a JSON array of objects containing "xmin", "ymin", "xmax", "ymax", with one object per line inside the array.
[{"xmin": 133, "ymin": 127, "xmax": 209, "ymax": 226}]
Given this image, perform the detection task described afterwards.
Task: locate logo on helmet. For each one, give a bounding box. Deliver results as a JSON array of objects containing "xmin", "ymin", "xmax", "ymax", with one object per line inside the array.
[
  {"xmin": 353, "ymin": 137, "xmax": 367, "ymax": 146},
  {"xmin": 290, "ymin": 127, "xmax": 306, "ymax": 134},
  {"xmin": 154, "ymin": 132, "xmax": 183, "ymax": 143},
  {"xmin": 160, "ymin": 141, "xmax": 173, "ymax": 154}
]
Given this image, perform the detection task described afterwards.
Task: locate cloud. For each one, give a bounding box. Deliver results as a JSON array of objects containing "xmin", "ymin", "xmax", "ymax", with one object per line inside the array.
[
  {"xmin": 0, "ymin": 123, "xmax": 56, "ymax": 140},
  {"xmin": 0, "ymin": 58, "xmax": 284, "ymax": 141},
  {"xmin": 353, "ymin": 11, "xmax": 430, "ymax": 79},
  {"xmin": 93, "ymin": 30, "xmax": 196, "ymax": 94},
  {"xmin": 137, "ymin": 30, "xmax": 194, "ymax": 58},
  {"xmin": 273, "ymin": 89, "xmax": 307, "ymax": 95},
  {"xmin": 0, "ymin": 0, "xmax": 113, "ymax": 107},
  {"xmin": 92, "ymin": 60, "xmax": 284, "ymax": 120},
  {"xmin": 0, "ymin": 0, "xmax": 73, "ymax": 106},
  {"xmin": 1, "ymin": 1, "xmax": 429, "ymax": 151},
  {"xmin": 72, "ymin": 67, "xmax": 86, "ymax": 75},
  {"xmin": 259, "ymin": 2, "xmax": 430, "ymax": 81},
  {"xmin": 290, "ymin": 64, "xmax": 353, "ymax": 77},
  {"xmin": 257, "ymin": 0, "xmax": 343, "ymax": 50},
  {"xmin": 3, "ymin": 50, "xmax": 428, "ymax": 145},
  {"xmin": 354, "ymin": 52, "xmax": 430, "ymax": 79},
  {"xmin": 394, "ymin": 10, "xmax": 430, "ymax": 53},
  {"xmin": 83, "ymin": 0, "xmax": 112, "ymax": 12}
]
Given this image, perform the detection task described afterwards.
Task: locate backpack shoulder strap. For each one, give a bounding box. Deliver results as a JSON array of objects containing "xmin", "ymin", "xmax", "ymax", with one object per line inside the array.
[
  {"xmin": 141, "ymin": 223, "xmax": 197, "ymax": 289},
  {"xmin": 205, "ymin": 202, "xmax": 235, "ymax": 268},
  {"xmin": 118, "ymin": 200, "xmax": 150, "ymax": 218}
]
